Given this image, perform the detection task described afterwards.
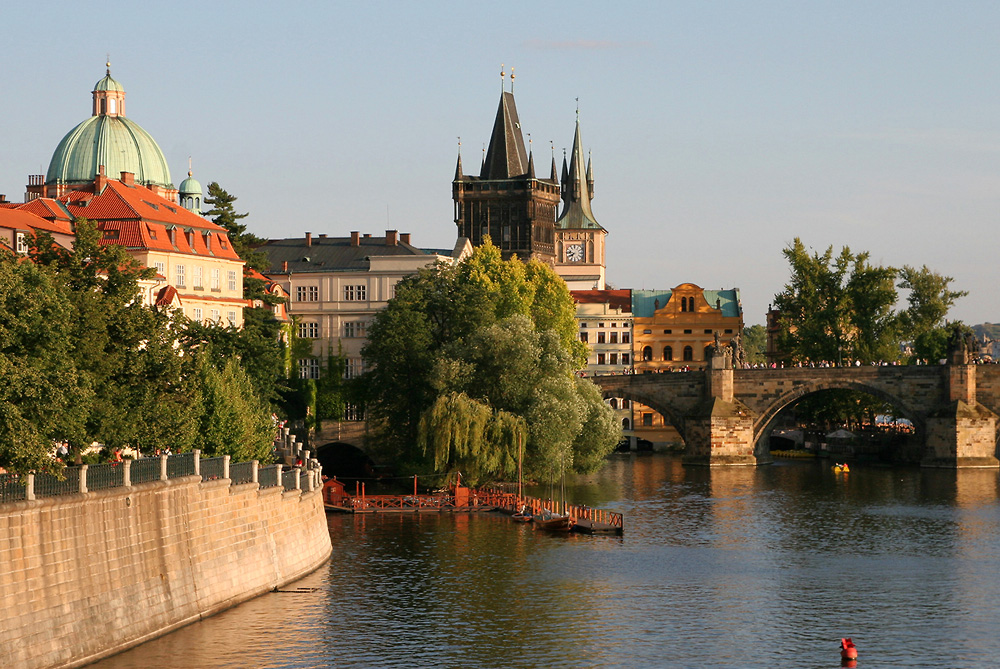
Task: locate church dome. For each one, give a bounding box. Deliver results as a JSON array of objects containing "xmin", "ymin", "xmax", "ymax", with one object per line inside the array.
[{"xmin": 45, "ymin": 69, "xmax": 173, "ymax": 191}]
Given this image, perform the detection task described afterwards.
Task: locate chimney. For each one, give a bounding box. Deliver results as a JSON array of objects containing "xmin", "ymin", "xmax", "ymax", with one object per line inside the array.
[
  {"xmin": 120, "ymin": 171, "xmax": 135, "ymax": 186},
  {"xmin": 386, "ymin": 230, "xmax": 398, "ymax": 246},
  {"xmin": 305, "ymin": 232, "xmax": 312, "ymax": 247},
  {"xmin": 363, "ymin": 233, "xmax": 371, "ymax": 238},
  {"xmin": 0, "ymin": 195, "xmax": 6, "ymax": 204},
  {"xmin": 351, "ymin": 231, "xmax": 360, "ymax": 246},
  {"xmin": 95, "ymin": 165, "xmax": 108, "ymax": 193},
  {"xmin": 400, "ymin": 232, "xmax": 411, "ymax": 245},
  {"xmin": 282, "ymin": 260, "xmax": 288, "ymax": 272},
  {"xmin": 319, "ymin": 233, "xmax": 327, "ymax": 239}
]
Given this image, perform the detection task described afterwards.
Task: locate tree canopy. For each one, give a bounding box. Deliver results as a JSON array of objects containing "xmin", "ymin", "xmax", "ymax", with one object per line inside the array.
[{"xmin": 362, "ymin": 240, "xmax": 618, "ymax": 485}]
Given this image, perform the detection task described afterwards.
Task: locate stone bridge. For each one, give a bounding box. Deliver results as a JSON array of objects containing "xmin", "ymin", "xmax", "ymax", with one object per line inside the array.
[{"xmin": 593, "ymin": 359, "xmax": 1000, "ymax": 468}]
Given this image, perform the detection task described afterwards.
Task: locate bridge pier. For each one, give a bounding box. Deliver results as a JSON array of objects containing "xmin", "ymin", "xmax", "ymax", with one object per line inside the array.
[
  {"xmin": 683, "ymin": 354, "xmax": 766, "ymax": 467},
  {"xmin": 923, "ymin": 364, "xmax": 1000, "ymax": 469}
]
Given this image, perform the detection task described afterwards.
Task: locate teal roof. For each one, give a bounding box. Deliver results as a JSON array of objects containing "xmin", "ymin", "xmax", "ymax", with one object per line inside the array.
[
  {"xmin": 94, "ymin": 74, "xmax": 124, "ymax": 92},
  {"xmin": 179, "ymin": 173, "xmax": 202, "ymax": 195},
  {"xmin": 46, "ymin": 114, "xmax": 173, "ymax": 189},
  {"xmin": 632, "ymin": 288, "xmax": 742, "ymax": 318}
]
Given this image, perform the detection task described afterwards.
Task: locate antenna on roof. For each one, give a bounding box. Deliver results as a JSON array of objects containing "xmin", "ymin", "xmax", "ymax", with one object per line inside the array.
[{"xmin": 500, "ymin": 63, "xmax": 505, "ymax": 93}]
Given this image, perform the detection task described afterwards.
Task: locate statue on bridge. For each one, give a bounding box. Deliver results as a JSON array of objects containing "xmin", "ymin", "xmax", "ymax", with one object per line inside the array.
[
  {"xmin": 947, "ymin": 323, "xmax": 979, "ymax": 364},
  {"xmin": 710, "ymin": 331, "xmax": 734, "ymax": 368},
  {"xmin": 729, "ymin": 332, "xmax": 747, "ymax": 369}
]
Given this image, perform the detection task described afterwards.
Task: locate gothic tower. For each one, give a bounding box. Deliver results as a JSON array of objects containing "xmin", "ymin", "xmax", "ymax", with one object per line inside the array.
[
  {"xmin": 453, "ymin": 77, "xmax": 560, "ymax": 262},
  {"xmin": 554, "ymin": 113, "xmax": 607, "ymax": 290}
]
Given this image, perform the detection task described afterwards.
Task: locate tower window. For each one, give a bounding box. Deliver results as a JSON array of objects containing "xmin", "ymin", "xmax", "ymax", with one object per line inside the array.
[{"xmin": 109, "ymin": 98, "xmax": 116, "ymax": 114}]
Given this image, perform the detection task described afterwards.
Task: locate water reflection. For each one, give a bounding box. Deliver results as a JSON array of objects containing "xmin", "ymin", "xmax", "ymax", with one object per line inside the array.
[{"xmin": 95, "ymin": 455, "xmax": 1000, "ymax": 668}]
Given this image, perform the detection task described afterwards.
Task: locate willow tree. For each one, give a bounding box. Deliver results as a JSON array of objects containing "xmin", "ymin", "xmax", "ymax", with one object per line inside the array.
[{"xmin": 363, "ymin": 240, "xmax": 619, "ymax": 481}]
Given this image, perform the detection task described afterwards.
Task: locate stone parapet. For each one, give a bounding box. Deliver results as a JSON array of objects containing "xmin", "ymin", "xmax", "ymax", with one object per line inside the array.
[{"xmin": 0, "ymin": 473, "xmax": 332, "ymax": 668}]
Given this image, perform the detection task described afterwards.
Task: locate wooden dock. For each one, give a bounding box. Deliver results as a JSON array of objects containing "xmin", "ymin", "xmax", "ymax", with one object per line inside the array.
[{"xmin": 322, "ymin": 479, "xmax": 623, "ymax": 535}]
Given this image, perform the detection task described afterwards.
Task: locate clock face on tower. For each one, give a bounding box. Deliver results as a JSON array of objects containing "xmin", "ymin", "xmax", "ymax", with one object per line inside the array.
[{"xmin": 566, "ymin": 243, "xmax": 584, "ymax": 262}]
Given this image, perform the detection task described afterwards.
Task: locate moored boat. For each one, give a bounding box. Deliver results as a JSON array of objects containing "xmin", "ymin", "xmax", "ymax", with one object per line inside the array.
[{"xmin": 532, "ymin": 511, "xmax": 574, "ymax": 532}]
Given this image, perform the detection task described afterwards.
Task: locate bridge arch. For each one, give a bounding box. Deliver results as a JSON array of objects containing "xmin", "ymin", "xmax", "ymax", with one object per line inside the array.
[
  {"xmin": 598, "ymin": 387, "xmax": 689, "ymax": 443},
  {"xmin": 314, "ymin": 441, "xmax": 376, "ymax": 480},
  {"xmin": 752, "ymin": 380, "xmax": 926, "ymax": 444}
]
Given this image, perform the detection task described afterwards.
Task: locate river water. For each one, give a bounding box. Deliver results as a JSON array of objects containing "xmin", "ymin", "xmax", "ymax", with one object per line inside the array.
[{"xmin": 94, "ymin": 454, "xmax": 1000, "ymax": 668}]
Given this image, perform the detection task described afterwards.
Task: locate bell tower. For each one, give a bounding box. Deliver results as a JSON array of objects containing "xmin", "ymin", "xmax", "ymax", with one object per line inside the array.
[{"xmin": 452, "ymin": 67, "xmax": 560, "ymax": 263}]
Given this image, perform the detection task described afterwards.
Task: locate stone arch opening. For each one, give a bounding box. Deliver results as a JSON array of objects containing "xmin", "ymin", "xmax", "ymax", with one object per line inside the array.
[
  {"xmin": 754, "ymin": 382, "xmax": 923, "ymax": 462},
  {"xmin": 598, "ymin": 387, "xmax": 688, "ymax": 447},
  {"xmin": 315, "ymin": 441, "xmax": 376, "ymax": 480}
]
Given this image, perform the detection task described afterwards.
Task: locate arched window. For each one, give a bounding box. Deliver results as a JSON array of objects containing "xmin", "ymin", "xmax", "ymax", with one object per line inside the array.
[
  {"xmin": 643, "ymin": 346, "xmax": 652, "ymax": 361},
  {"xmin": 109, "ymin": 98, "xmax": 117, "ymax": 114},
  {"xmin": 683, "ymin": 345, "xmax": 693, "ymax": 361},
  {"xmin": 622, "ymin": 418, "xmax": 631, "ymax": 430},
  {"xmin": 609, "ymin": 398, "xmax": 619, "ymax": 410},
  {"xmin": 704, "ymin": 345, "xmax": 713, "ymax": 361},
  {"xmin": 663, "ymin": 345, "xmax": 673, "ymax": 361}
]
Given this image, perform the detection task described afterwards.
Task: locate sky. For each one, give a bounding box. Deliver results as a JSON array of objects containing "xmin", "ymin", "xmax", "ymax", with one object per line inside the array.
[{"xmin": 3, "ymin": 1, "xmax": 1000, "ymax": 325}]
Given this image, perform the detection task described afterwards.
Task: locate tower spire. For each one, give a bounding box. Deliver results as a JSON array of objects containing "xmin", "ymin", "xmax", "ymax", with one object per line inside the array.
[
  {"xmin": 454, "ymin": 137, "xmax": 464, "ymax": 180},
  {"xmin": 556, "ymin": 107, "xmax": 600, "ymax": 229}
]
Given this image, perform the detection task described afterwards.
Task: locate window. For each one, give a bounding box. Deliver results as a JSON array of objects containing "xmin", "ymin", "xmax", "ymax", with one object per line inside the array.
[
  {"xmin": 299, "ymin": 322, "xmax": 319, "ymax": 338},
  {"xmin": 344, "ymin": 321, "xmax": 366, "ymax": 338},
  {"xmin": 210, "ymin": 309, "xmax": 220, "ymax": 322},
  {"xmin": 580, "ymin": 323, "xmax": 587, "ymax": 328},
  {"xmin": 622, "ymin": 333, "xmax": 630, "ymax": 344},
  {"xmin": 704, "ymin": 329, "xmax": 712, "ymax": 334},
  {"xmin": 725, "ymin": 329, "xmax": 733, "ymax": 334},
  {"xmin": 663, "ymin": 329, "xmax": 672, "ymax": 334},
  {"xmin": 683, "ymin": 346, "xmax": 694, "ymax": 361},
  {"xmin": 597, "ymin": 332, "xmax": 606, "ymax": 344},
  {"xmin": 622, "ymin": 418, "xmax": 631, "ymax": 430},
  {"xmin": 642, "ymin": 346, "xmax": 653, "ymax": 361},
  {"xmin": 108, "ymin": 98, "xmax": 116, "ymax": 114},
  {"xmin": 598, "ymin": 322, "xmax": 605, "ymax": 328},
  {"xmin": 597, "ymin": 353, "xmax": 606, "ymax": 365},
  {"xmin": 227, "ymin": 311, "xmax": 237, "ymax": 324},
  {"xmin": 664, "ymin": 346, "xmax": 673, "ymax": 361},
  {"xmin": 344, "ymin": 285, "xmax": 367, "ymax": 301},
  {"xmin": 643, "ymin": 329, "xmax": 652, "ymax": 334},
  {"xmin": 211, "ymin": 268, "xmax": 221, "ymax": 291},
  {"xmin": 580, "ymin": 332, "xmax": 589, "ymax": 343},
  {"xmin": 192, "ymin": 307, "xmax": 202, "ymax": 321},
  {"xmin": 193, "ymin": 266, "xmax": 203, "ymax": 289},
  {"xmin": 704, "ymin": 345, "xmax": 714, "ymax": 361},
  {"xmin": 345, "ymin": 358, "xmax": 364, "ymax": 379},
  {"xmin": 610, "ymin": 332, "xmax": 618, "ymax": 344},
  {"xmin": 622, "ymin": 399, "xmax": 630, "ymax": 408},
  {"xmin": 175, "ymin": 264, "xmax": 186, "ymax": 288},
  {"xmin": 684, "ymin": 329, "xmax": 692, "ymax": 334},
  {"xmin": 154, "ymin": 261, "xmax": 165, "ymax": 276},
  {"xmin": 622, "ymin": 353, "xmax": 630, "ymax": 365},
  {"xmin": 298, "ymin": 359, "xmax": 320, "ymax": 379},
  {"xmin": 297, "ymin": 285, "xmax": 318, "ymax": 301},
  {"xmin": 227, "ymin": 270, "xmax": 237, "ymax": 292},
  {"xmin": 643, "ymin": 413, "xmax": 653, "ymax": 427},
  {"xmin": 610, "ymin": 353, "xmax": 618, "ymax": 365},
  {"xmin": 15, "ymin": 232, "xmax": 28, "ymax": 254},
  {"xmin": 609, "ymin": 399, "xmax": 618, "ymax": 410},
  {"xmin": 344, "ymin": 404, "xmax": 365, "ymax": 421}
]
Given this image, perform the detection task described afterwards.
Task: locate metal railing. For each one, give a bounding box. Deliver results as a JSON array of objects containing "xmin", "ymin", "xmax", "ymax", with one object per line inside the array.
[
  {"xmin": 0, "ymin": 451, "xmax": 316, "ymax": 505},
  {"xmin": 230, "ymin": 461, "xmax": 255, "ymax": 486}
]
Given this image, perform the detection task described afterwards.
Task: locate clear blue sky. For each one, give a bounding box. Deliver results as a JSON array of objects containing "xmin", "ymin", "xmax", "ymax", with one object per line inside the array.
[{"xmin": 4, "ymin": 1, "xmax": 1000, "ymax": 325}]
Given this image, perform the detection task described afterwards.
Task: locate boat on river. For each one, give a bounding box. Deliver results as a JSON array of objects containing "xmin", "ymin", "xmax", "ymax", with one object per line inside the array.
[{"xmin": 532, "ymin": 510, "xmax": 574, "ymax": 532}]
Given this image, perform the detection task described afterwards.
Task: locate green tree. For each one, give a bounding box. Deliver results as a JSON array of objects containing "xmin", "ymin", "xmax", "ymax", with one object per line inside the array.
[
  {"xmin": 194, "ymin": 358, "xmax": 275, "ymax": 462},
  {"xmin": 741, "ymin": 324, "xmax": 767, "ymax": 365},
  {"xmin": 898, "ymin": 265, "xmax": 968, "ymax": 361},
  {"xmin": 203, "ymin": 182, "xmax": 274, "ymax": 302},
  {"xmin": 773, "ymin": 238, "xmax": 899, "ymax": 363},
  {"xmin": 363, "ymin": 241, "xmax": 619, "ymax": 484}
]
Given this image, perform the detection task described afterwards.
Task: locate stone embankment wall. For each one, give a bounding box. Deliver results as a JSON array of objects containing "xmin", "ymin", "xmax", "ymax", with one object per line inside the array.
[{"xmin": 0, "ymin": 475, "xmax": 332, "ymax": 669}]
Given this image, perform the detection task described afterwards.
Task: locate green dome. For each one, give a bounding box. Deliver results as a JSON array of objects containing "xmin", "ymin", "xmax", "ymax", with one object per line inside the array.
[
  {"xmin": 94, "ymin": 74, "xmax": 124, "ymax": 92},
  {"xmin": 46, "ymin": 114, "xmax": 173, "ymax": 189},
  {"xmin": 179, "ymin": 173, "xmax": 202, "ymax": 195}
]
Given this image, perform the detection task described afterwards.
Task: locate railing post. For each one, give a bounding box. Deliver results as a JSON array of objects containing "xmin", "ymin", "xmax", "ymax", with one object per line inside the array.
[
  {"xmin": 160, "ymin": 455, "xmax": 168, "ymax": 481},
  {"xmin": 26, "ymin": 473, "xmax": 35, "ymax": 501},
  {"xmin": 276, "ymin": 463, "xmax": 283, "ymax": 488},
  {"xmin": 79, "ymin": 465, "xmax": 88, "ymax": 494},
  {"xmin": 294, "ymin": 468, "xmax": 301, "ymax": 490},
  {"xmin": 251, "ymin": 460, "xmax": 259, "ymax": 484},
  {"xmin": 193, "ymin": 449, "xmax": 201, "ymax": 477},
  {"xmin": 123, "ymin": 459, "xmax": 131, "ymax": 487},
  {"xmin": 223, "ymin": 455, "xmax": 231, "ymax": 481}
]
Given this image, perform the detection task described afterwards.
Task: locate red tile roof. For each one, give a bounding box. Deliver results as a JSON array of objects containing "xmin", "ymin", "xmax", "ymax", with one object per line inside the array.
[
  {"xmin": 571, "ymin": 289, "xmax": 632, "ymax": 311},
  {"xmin": 59, "ymin": 180, "xmax": 241, "ymax": 261},
  {"xmin": 0, "ymin": 207, "xmax": 73, "ymax": 236}
]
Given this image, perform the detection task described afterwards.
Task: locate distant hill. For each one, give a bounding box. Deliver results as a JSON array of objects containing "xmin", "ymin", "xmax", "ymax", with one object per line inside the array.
[{"xmin": 973, "ymin": 323, "xmax": 1000, "ymax": 341}]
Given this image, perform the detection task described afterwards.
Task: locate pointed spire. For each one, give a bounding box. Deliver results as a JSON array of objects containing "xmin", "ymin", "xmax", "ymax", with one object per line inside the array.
[
  {"xmin": 454, "ymin": 137, "xmax": 464, "ymax": 180},
  {"xmin": 556, "ymin": 111, "xmax": 600, "ymax": 230},
  {"xmin": 586, "ymin": 151, "xmax": 594, "ymax": 198},
  {"xmin": 526, "ymin": 134, "xmax": 535, "ymax": 178},
  {"xmin": 561, "ymin": 149, "xmax": 569, "ymax": 185},
  {"xmin": 480, "ymin": 90, "xmax": 529, "ymax": 179}
]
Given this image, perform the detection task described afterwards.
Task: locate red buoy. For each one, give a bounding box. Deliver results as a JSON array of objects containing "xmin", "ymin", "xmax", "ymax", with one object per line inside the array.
[{"xmin": 840, "ymin": 637, "xmax": 858, "ymax": 661}]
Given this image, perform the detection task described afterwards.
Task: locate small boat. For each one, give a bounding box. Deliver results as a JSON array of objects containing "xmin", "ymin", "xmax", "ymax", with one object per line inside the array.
[
  {"xmin": 840, "ymin": 637, "xmax": 858, "ymax": 661},
  {"xmin": 532, "ymin": 510, "xmax": 574, "ymax": 532},
  {"xmin": 833, "ymin": 462, "xmax": 850, "ymax": 473},
  {"xmin": 511, "ymin": 505, "xmax": 532, "ymax": 522}
]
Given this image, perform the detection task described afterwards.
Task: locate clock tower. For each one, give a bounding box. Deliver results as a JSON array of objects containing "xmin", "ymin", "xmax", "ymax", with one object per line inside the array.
[{"xmin": 554, "ymin": 115, "xmax": 607, "ymax": 290}]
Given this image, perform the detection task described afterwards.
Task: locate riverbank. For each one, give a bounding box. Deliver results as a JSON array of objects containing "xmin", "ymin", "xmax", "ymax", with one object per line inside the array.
[{"xmin": 0, "ymin": 465, "xmax": 332, "ymax": 669}]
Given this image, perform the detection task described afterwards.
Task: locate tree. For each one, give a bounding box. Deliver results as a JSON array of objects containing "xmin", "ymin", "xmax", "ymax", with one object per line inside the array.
[
  {"xmin": 363, "ymin": 241, "xmax": 619, "ymax": 484},
  {"xmin": 203, "ymin": 182, "xmax": 274, "ymax": 301},
  {"xmin": 773, "ymin": 238, "xmax": 899, "ymax": 363},
  {"xmin": 193, "ymin": 358, "xmax": 275, "ymax": 463},
  {"xmin": 741, "ymin": 325, "xmax": 767, "ymax": 365},
  {"xmin": 898, "ymin": 265, "xmax": 968, "ymax": 361}
]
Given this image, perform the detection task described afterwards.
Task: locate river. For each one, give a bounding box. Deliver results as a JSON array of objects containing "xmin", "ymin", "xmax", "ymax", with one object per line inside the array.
[{"xmin": 93, "ymin": 454, "xmax": 1000, "ymax": 668}]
